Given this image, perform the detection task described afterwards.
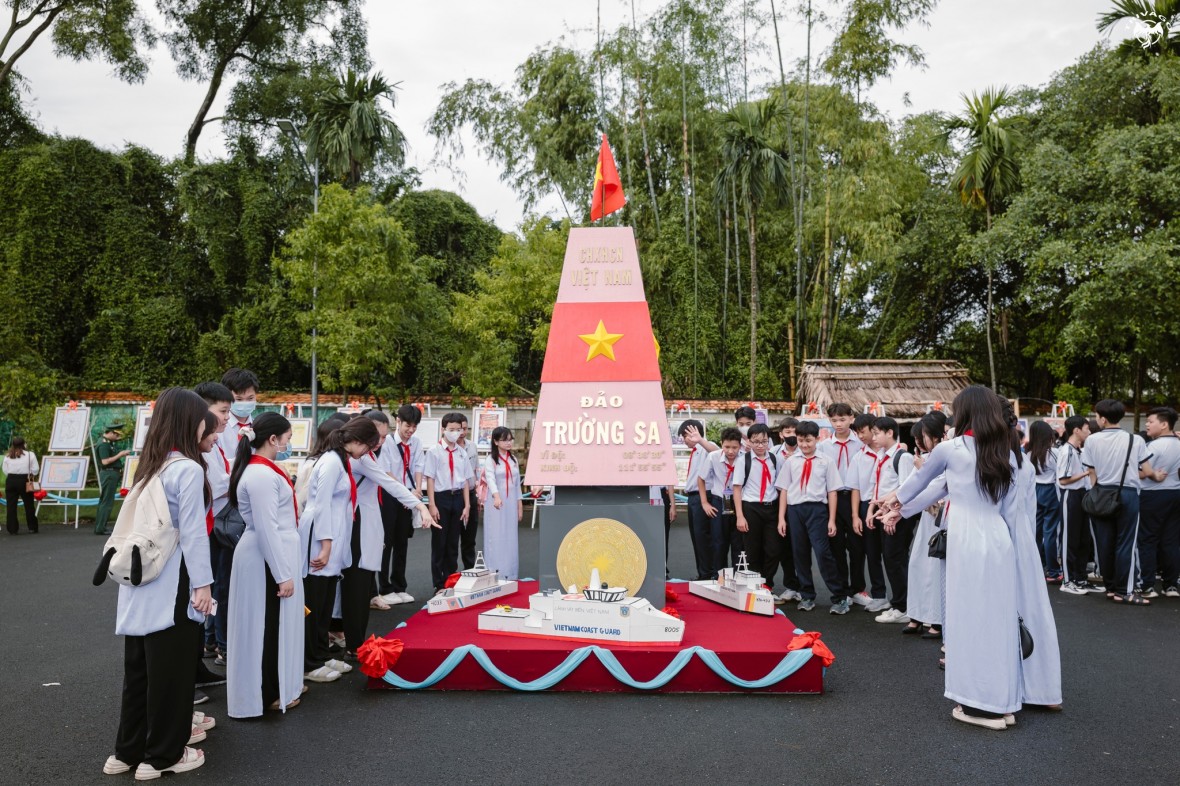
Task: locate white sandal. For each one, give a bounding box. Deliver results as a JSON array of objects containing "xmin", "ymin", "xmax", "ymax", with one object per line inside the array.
[
  {"xmin": 134, "ymin": 747, "xmax": 204, "ymax": 780},
  {"xmin": 191, "ymin": 711, "xmax": 216, "ymax": 732},
  {"xmin": 369, "ymin": 595, "xmax": 391, "ymax": 610},
  {"xmin": 187, "ymin": 725, "xmax": 206, "ymax": 745},
  {"xmin": 324, "ymin": 658, "xmax": 353, "ymax": 674}
]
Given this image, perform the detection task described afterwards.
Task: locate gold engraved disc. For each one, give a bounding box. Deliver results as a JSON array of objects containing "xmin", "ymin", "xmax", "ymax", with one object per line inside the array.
[{"xmin": 556, "ymin": 517, "xmax": 648, "ymax": 596}]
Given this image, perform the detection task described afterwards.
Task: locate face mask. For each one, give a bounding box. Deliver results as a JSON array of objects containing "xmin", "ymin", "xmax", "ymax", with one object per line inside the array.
[
  {"xmin": 230, "ymin": 401, "xmax": 256, "ymax": 419},
  {"xmin": 738, "ymin": 426, "xmax": 750, "ymax": 437},
  {"xmin": 275, "ymin": 442, "xmax": 292, "ymax": 462},
  {"xmin": 443, "ymin": 430, "xmax": 461, "ymax": 444},
  {"xmin": 784, "ymin": 436, "xmax": 798, "ymax": 447}
]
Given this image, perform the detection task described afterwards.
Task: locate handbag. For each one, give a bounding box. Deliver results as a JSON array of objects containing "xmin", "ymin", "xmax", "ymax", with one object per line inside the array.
[
  {"xmin": 212, "ymin": 505, "xmax": 246, "ymax": 548},
  {"xmin": 24, "ymin": 455, "xmax": 37, "ymax": 493},
  {"xmin": 475, "ymin": 468, "xmax": 488, "ymax": 506},
  {"xmin": 927, "ymin": 504, "xmax": 948, "ymax": 559},
  {"xmin": 1019, "ymin": 616, "xmax": 1034, "ymax": 660},
  {"xmin": 1081, "ymin": 432, "xmax": 1134, "ymax": 519}
]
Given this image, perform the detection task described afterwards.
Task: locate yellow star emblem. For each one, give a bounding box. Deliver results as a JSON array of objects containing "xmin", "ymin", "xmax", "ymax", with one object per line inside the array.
[{"xmin": 578, "ymin": 320, "xmax": 624, "ymax": 362}]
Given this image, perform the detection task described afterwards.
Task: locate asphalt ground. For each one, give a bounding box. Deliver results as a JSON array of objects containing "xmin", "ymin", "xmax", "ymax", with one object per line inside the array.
[{"xmin": 2, "ymin": 511, "xmax": 1178, "ymax": 785}]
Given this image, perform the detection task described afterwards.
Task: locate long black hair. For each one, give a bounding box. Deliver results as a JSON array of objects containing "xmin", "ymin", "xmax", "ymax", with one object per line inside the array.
[
  {"xmin": 135, "ymin": 387, "xmax": 212, "ymax": 507},
  {"xmin": 1000, "ymin": 397, "xmax": 1024, "ymax": 470},
  {"xmin": 950, "ymin": 385, "xmax": 1013, "ymax": 504},
  {"xmin": 228, "ymin": 412, "xmax": 291, "ymax": 508},
  {"xmin": 913, "ymin": 414, "xmax": 943, "ymax": 453},
  {"xmin": 1027, "ymin": 421, "xmax": 1056, "ymax": 473},
  {"xmin": 490, "ymin": 426, "xmax": 515, "ymax": 466},
  {"xmin": 309, "ymin": 417, "xmax": 343, "ymax": 460}
]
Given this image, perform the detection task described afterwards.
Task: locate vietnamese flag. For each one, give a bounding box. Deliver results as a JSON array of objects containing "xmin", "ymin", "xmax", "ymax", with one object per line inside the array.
[{"xmin": 589, "ymin": 133, "xmax": 626, "ymax": 220}]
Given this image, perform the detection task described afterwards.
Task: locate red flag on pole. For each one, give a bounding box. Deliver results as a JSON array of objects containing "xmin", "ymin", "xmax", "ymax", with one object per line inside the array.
[{"xmin": 590, "ymin": 134, "xmax": 626, "ymax": 221}]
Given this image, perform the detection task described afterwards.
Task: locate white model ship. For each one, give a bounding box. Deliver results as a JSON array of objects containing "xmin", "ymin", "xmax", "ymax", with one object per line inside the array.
[
  {"xmin": 427, "ymin": 551, "xmax": 519, "ymax": 614},
  {"xmin": 478, "ymin": 568, "xmax": 685, "ymax": 646},
  {"xmin": 688, "ymin": 552, "xmax": 775, "ymax": 616}
]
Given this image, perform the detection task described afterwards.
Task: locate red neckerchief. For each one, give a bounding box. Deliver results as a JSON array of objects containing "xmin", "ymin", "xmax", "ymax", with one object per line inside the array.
[
  {"xmin": 216, "ymin": 444, "xmax": 229, "ymax": 473},
  {"xmin": 963, "ymin": 429, "xmax": 974, "ymax": 436},
  {"xmin": 205, "ymin": 507, "xmax": 214, "ymax": 536},
  {"xmin": 723, "ymin": 461, "xmax": 735, "ymax": 495},
  {"xmin": 447, "ymin": 447, "xmax": 456, "ymax": 484},
  {"xmin": 342, "ymin": 456, "xmax": 358, "ymax": 510},
  {"xmin": 834, "ymin": 439, "xmax": 850, "ymax": 469},
  {"xmin": 501, "ymin": 450, "xmax": 513, "ymax": 489},
  {"xmin": 249, "ymin": 455, "xmax": 298, "ymax": 524},
  {"xmin": 369, "ymin": 451, "xmax": 383, "ymax": 504},
  {"xmin": 755, "ymin": 456, "xmax": 771, "ymax": 502},
  {"xmin": 400, "ymin": 441, "xmax": 411, "ymax": 484},
  {"xmin": 686, "ymin": 446, "xmax": 696, "ymax": 482},
  {"xmin": 800, "ymin": 455, "xmax": 815, "ymax": 493},
  {"xmin": 874, "ymin": 449, "xmax": 891, "ymax": 499}
]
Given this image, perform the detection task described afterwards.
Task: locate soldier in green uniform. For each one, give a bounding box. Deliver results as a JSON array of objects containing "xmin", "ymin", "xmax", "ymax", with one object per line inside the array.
[{"xmin": 94, "ymin": 423, "xmax": 130, "ymax": 535}]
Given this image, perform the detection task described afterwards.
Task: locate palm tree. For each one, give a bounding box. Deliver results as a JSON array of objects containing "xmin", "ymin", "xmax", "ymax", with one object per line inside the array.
[
  {"xmin": 941, "ymin": 87, "xmax": 1023, "ymax": 392},
  {"xmin": 714, "ymin": 96, "xmax": 791, "ymax": 397},
  {"xmin": 306, "ymin": 69, "xmax": 406, "ymax": 187},
  {"xmin": 1097, "ymin": 0, "xmax": 1180, "ymax": 57}
]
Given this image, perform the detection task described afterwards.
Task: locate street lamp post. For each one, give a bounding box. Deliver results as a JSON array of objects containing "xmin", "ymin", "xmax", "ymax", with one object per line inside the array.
[{"xmin": 277, "ymin": 119, "xmax": 320, "ymax": 424}]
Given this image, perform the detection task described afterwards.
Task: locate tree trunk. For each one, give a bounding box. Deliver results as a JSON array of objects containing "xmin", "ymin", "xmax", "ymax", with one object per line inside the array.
[
  {"xmin": 185, "ymin": 56, "xmax": 233, "ymax": 165},
  {"xmin": 747, "ymin": 206, "xmax": 759, "ymax": 398},
  {"xmin": 631, "ymin": 0, "xmax": 660, "ymax": 231},
  {"xmin": 1133, "ymin": 355, "xmax": 1144, "ymax": 432},
  {"xmin": 985, "ymin": 205, "xmax": 997, "ymax": 391},
  {"xmin": 0, "ymin": 4, "xmax": 66, "ymax": 89},
  {"xmin": 787, "ymin": 320, "xmax": 796, "ymax": 400}
]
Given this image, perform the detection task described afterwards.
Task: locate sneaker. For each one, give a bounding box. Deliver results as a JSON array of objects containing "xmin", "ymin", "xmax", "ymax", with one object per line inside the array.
[
  {"xmin": 1164, "ymin": 586, "xmax": 1180, "ymax": 598},
  {"xmin": 213, "ymin": 653, "xmax": 226, "ymax": 667},
  {"xmin": 304, "ymin": 666, "xmax": 342, "ymax": 683},
  {"xmin": 1140, "ymin": 587, "xmax": 1159, "ymax": 599},
  {"xmin": 1087, "ymin": 583, "xmax": 1106, "ymax": 593},
  {"xmin": 192, "ymin": 690, "xmax": 209, "ymax": 706},
  {"xmin": 865, "ymin": 598, "xmax": 891, "ymax": 613},
  {"xmin": 829, "ymin": 598, "xmax": 850, "ymax": 615},
  {"xmin": 797, "ymin": 599, "xmax": 816, "ymax": 612},
  {"xmin": 195, "ymin": 667, "xmax": 226, "ymax": 688},
  {"xmin": 1059, "ymin": 581, "xmax": 1088, "ymax": 596},
  {"xmin": 875, "ymin": 608, "xmax": 911, "ymax": 624},
  {"xmin": 773, "ymin": 596, "xmax": 786, "ymax": 606},
  {"xmin": 324, "ymin": 658, "xmax": 353, "ymax": 674},
  {"xmin": 381, "ymin": 592, "xmax": 405, "ymax": 605},
  {"xmin": 779, "ymin": 589, "xmax": 803, "ymax": 602},
  {"xmin": 1088, "ymin": 571, "xmax": 1103, "ymax": 584},
  {"xmin": 370, "ymin": 595, "xmax": 391, "ymax": 610},
  {"xmin": 104, "ymin": 756, "xmax": 133, "ymax": 775},
  {"xmin": 397, "ymin": 592, "xmax": 415, "ymax": 604},
  {"xmin": 850, "ymin": 591, "xmax": 872, "ymax": 607},
  {"xmin": 134, "ymin": 747, "xmax": 204, "ymax": 780}
]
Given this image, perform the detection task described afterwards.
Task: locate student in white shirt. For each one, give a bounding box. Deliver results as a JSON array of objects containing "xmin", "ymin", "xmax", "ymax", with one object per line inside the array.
[
  {"xmin": 456, "ymin": 414, "xmax": 481, "ymax": 570},
  {"xmin": 867, "ymin": 416, "xmax": 915, "ymax": 624},
  {"xmin": 732, "ymin": 423, "xmax": 797, "ymax": 596},
  {"xmin": 775, "ymin": 420, "xmax": 849, "ymax": 614},
  {"xmin": 424, "ymin": 414, "xmax": 471, "ymax": 592},
  {"xmin": 699, "ymin": 428, "xmax": 742, "ymax": 571},
  {"xmin": 1056, "ymin": 416, "xmax": 1100, "ymax": 594},
  {"xmin": 1082, "ymin": 399, "xmax": 1158, "ymax": 604},
  {"xmin": 194, "ymin": 381, "xmax": 233, "ymax": 660},
  {"xmin": 849, "ymin": 416, "xmax": 889, "ymax": 611},
  {"xmin": 1026, "ymin": 421, "xmax": 1063, "ymax": 582},
  {"xmin": 817, "ymin": 403, "xmax": 865, "ymax": 603},
  {"xmin": 1138, "ymin": 406, "xmax": 1180, "ymax": 598},
  {"xmin": 377, "ymin": 404, "xmax": 426, "ymax": 604},
  {"xmin": 678, "ymin": 419, "xmax": 716, "ymax": 580},
  {"xmin": 3, "ymin": 436, "xmax": 39, "ymax": 534}
]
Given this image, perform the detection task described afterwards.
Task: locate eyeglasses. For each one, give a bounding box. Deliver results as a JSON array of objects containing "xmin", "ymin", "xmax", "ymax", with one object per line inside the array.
[{"xmin": 748, "ymin": 438, "xmax": 770, "ymax": 445}]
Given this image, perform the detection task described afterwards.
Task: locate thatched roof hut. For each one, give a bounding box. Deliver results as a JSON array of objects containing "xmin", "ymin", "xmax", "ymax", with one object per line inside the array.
[{"xmin": 797, "ymin": 359, "xmax": 971, "ymax": 419}]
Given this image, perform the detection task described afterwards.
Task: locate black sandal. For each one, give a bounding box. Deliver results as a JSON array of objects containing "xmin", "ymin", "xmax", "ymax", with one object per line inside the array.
[
  {"xmin": 922, "ymin": 627, "xmax": 942, "ymax": 639},
  {"xmin": 1111, "ymin": 592, "xmax": 1151, "ymax": 606},
  {"xmin": 901, "ymin": 622, "xmax": 923, "ymax": 635}
]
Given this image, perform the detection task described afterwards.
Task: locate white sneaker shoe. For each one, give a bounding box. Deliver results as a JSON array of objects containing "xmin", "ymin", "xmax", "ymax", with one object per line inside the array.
[
  {"xmin": 397, "ymin": 592, "xmax": 415, "ymax": 603},
  {"xmin": 851, "ymin": 591, "xmax": 873, "ymax": 607},
  {"xmin": 304, "ymin": 666, "xmax": 342, "ymax": 683},
  {"xmin": 104, "ymin": 756, "xmax": 132, "ymax": 775},
  {"xmin": 381, "ymin": 592, "xmax": 405, "ymax": 605},
  {"xmin": 134, "ymin": 747, "xmax": 204, "ymax": 780},
  {"xmin": 875, "ymin": 607, "xmax": 911, "ymax": 623},
  {"xmin": 865, "ymin": 598, "xmax": 891, "ymax": 613},
  {"xmin": 778, "ymin": 589, "xmax": 802, "ymax": 602},
  {"xmin": 324, "ymin": 658, "xmax": 353, "ymax": 674}
]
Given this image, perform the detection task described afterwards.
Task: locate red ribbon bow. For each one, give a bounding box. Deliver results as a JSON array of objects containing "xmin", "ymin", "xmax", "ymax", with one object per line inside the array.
[
  {"xmin": 355, "ymin": 635, "xmax": 405, "ymax": 678},
  {"xmin": 806, "ymin": 401, "xmax": 820, "ymax": 415},
  {"xmin": 665, "ymin": 587, "xmax": 679, "ymax": 602},
  {"xmin": 66, "ymin": 400, "xmax": 79, "ymax": 410},
  {"xmin": 33, "ymin": 490, "xmax": 48, "ymax": 501},
  {"xmin": 787, "ymin": 630, "xmax": 835, "ymax": 667},
  {"xmin": 674, "ymin": 401, "xmax": 686, "ymax": 412},
  {"xmin": 118, "ymin": 488, "xmax": 129, "ymax": 497},
  {"xmin": 414, "ymin": 403, "xmax": 426, "ymax": 413},
  {"xmin": 932, "ymin": 401, "xmax": 943, "ymax": 411}
]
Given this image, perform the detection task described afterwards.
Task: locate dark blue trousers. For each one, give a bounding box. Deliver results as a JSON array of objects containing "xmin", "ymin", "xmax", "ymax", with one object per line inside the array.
[
  {"xmin": 700, "ymin": 492, "xmax": 731, "ymax": 577},
  {"xmin": 1036, "ymin": 482, "xmax": 1063, "ymax": 576},
  {"xmin": 859, "ymin": 501, "xmax": 888, "ymax": 599},
  {"xmin": 206, "ymin": 534, "xmax": 232, "ymax": 651},
  {"xmin": 430, "ymin": 491, "xmax": 465, "ymax": 590},
  {"xmin": 686, "ymin": 492, "xmax": 713, "ymax": 579},
  {"xmin": 1138, "ymin": 488, "xmax": 1180, "ymax": 590},
  {"xmin": 1090, "ymin": 486, "xmax": 1140, "ymax": 596},
  {"xmin": 790, "ymin": 501, "xmax": 846, "ymax": 602},
  {"xmin": 1060, "ymin": 487, "xmax": 1093, "ymax": 584}
]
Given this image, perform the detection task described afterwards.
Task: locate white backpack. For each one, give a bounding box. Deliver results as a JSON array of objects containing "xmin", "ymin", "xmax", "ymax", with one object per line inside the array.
[{"xmin": 93, "ymin": 457, "xmax": 187, "ymax": 587}]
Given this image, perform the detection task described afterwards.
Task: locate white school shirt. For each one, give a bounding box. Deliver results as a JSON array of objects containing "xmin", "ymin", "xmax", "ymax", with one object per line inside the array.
[
  {"xmin": 1030, "ymin": 446, "xmax": 1058, "ymax": 485},
  {"xmin": 703, "ymin": 451, "xmax": 738, "ymax": 499},
  {"xmin": 2, "ymin": 451, "xmax": 38, "ymax": 476},
  {"xmin": 1081, "ymin": 428, "xmax": 1150, "ymax": 490},
  {"xmin": 816, "ymin": 434, "xmax": 863, "ymax": 490},
  {"xmin": 236, "ymin": 461, "xmax": 299, "ymax": 584},
  {"xmin": 482, "ymin": 451, "xmax": 521, "ymax": 498},
  {"xmin": 848, "ymin": 446, "xmax": 880, "ymax": 500},
  {"xmin": 1056, "ymin": 443, "xmax": 1092, "ymax": 492},
  {"xmin": 682, "ymin": 444, "xmax": 709, "ymax": 492},
  {"xmin": 218, "ymin": 416, "xmax": 252, "ymax": 455},
  {"xmin": 732, "ymin": 451, "xmax": 779, "ymax": 504},
  {"xmin": 423, "ymin": 444, "xmax": 471, "ymax": 493},
  {"xmin": 458, "ymin": 440, "xmax": 479, "ymax": 484},
  {"xmin": 203, "ymin": 444, "xmax": 232, "ymax": 514},
  {"xmin": 1142, "ymin": 434, "xmax": 1180, "ymax": 491},
  {"xmin": 115, "ymin": 455, "xmax": 213, "ymax": 636},
  {"xmin": 387, "ymin": 433, "xmax": 424, "ymax": 489},
  {"xmin": 870, "ymin": 443, "xmax": 914, "ymax": 500},
  {"xmin": 775, "ymin": 451, "xmax": 841, "ymax": 504}
]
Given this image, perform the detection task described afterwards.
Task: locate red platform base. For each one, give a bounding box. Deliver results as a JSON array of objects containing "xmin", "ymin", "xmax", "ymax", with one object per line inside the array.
[{"xmin": 369, "ymin": 582, "xmax": 826, "ymax": 693}]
